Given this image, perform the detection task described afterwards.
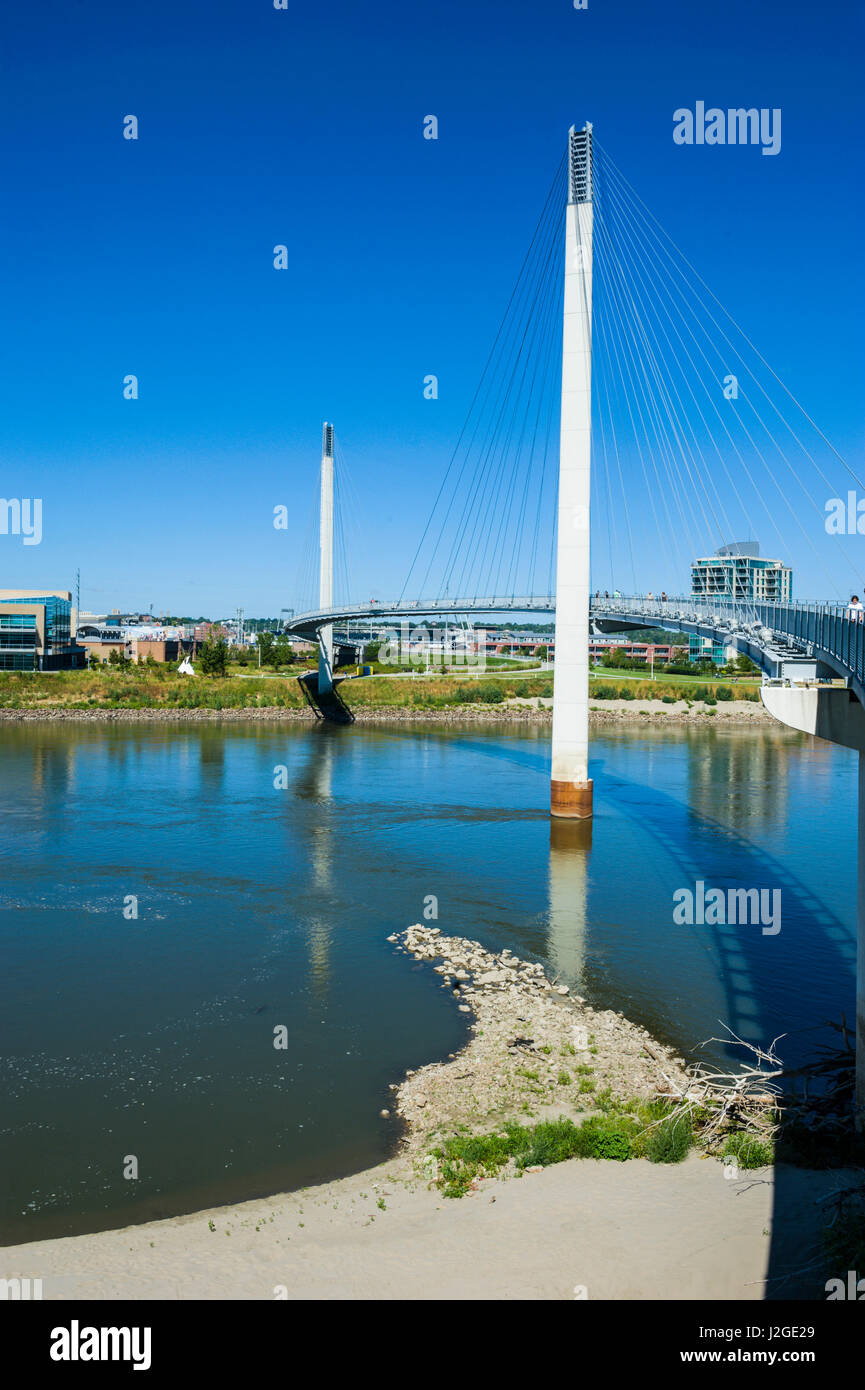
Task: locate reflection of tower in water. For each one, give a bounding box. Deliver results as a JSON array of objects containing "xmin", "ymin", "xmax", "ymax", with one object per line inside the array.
[
  {"xmin": 29, "ymin": 731, "xmax": 78, "ymax": 797},
  {"xmin": 302, "ymin": 735, "xmax": 336, "ymax": 994},
  {"xmin": 547, "ymin": 818, "xmax": 592, "ymax": 984}
]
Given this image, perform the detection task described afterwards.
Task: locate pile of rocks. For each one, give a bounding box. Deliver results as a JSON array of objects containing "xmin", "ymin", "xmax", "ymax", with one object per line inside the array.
[{"xmin": 387, "ymin": 924, "xmax": 690, "ymax": 1152}]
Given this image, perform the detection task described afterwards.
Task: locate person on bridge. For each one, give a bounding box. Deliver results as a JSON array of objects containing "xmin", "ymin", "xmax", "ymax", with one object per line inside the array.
[
  {"xmin": 847, "ymin": 595, "xmax": 864, "ymax": 620},
  {"xmin": 661, "ymin": 591, "xmax": 668, "ymax": 606}
]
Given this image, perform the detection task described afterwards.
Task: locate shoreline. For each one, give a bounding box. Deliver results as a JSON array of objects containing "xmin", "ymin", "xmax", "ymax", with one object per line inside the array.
[
  {"xmin": 0, "ymin": 922, "xmax": 842, "ymax": 1299},
  {"xmin": 0, "ymin": 700, "xmax": 771, "ymax": 724}
]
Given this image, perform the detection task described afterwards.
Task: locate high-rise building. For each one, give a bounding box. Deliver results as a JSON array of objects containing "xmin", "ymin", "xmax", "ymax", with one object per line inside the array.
[{"xmin": 690, "ymin": 542, "xmax": 792, "ymax": 602}]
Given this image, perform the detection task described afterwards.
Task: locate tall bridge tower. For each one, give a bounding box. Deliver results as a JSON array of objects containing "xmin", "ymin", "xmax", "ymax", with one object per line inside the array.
[
  {"xmin": 318, "ymin": 422, "xmax": 335, "ymax": 694},
  {"xmin": 551, "ymin": 123, "xmax": 594, "ymax": 819}
]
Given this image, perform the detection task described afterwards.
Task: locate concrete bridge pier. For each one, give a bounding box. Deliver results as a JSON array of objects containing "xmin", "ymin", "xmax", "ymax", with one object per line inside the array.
[{"xmin": 761, "ymin": 684, "xmax": 865, "ymax": 1129}]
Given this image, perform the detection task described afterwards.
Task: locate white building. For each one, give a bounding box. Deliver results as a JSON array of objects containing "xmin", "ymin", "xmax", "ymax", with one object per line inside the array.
[{"xmin": 691, "ymin": 542, "xmax": 792, "ymax": 603}]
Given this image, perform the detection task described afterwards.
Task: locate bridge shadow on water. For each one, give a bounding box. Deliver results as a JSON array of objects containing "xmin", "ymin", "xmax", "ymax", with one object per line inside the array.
[{"xmin": 594, "ymin": 747, "xmax": 859, "ymax": 1300}]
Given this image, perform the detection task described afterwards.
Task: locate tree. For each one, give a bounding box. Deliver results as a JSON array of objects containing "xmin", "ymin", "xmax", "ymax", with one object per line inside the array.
[
  {"xmin": 256, "ymin": 631, "xmax": 276, "ymax": 667},
  {"xmin": 733, "ymin": 652, "xmax": 759, "ymax": 676},
  {"xmin": 198, "ymin": 636, "xmax": 229, "ymax": 677}
]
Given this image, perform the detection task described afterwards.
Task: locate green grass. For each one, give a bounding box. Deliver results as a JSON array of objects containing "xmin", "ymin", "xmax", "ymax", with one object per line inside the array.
[
  {"xmin": 0, "ymin": 668, "xmax": 307, "ymax": 711},
  {"xmin": 429, "ymin": 1102, "xmax": 694, "ymax": 1196},
  {"xmin": 721, "ymin": 1130, "xmax": 774, "ymax": 1170},
  {"xmin": 0, "ymin": 664, "xmax": 760, "ymax": 713}
]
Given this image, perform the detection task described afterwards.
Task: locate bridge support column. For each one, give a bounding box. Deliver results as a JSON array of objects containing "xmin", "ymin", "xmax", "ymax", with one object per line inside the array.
[
  {"xmin": 318, "ymin": 422, "xmax": 334, "ymax": 695},
  {"xmin": 551, "ymin": 123, "xmax": 593, "ymax": 819},
  {"xmin": 761, "ymin": 684, "xmax": 865, "ymax": 1130}
]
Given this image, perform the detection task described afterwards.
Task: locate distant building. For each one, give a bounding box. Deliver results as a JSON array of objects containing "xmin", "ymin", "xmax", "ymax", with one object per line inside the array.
[
  {"xmin": 691, "ymin": 542, "xmax": 792, "ymax": 602},
  {"xmin": 0, "ymin": 589, "xmax": 86, "ymax": 670},
  {"xmin": 589, "ymin": 639, "xmax": 675, "ymax": 665},
  {"xmin": 194, "ymin": 622, "xmax": 228, "ymax": 643},
  {"xmin": 76, "ymin": 623, "xmax": 195, "ymax": 664},
  {"xmin": 689, "ymin": 634, "xmax": 731, "ymax": 667}
]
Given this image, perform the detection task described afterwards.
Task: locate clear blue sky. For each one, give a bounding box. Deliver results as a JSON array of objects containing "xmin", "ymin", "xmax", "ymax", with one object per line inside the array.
[{"xmin": 1, "ymin": 0, "xmax": 862, "ymax": 614}]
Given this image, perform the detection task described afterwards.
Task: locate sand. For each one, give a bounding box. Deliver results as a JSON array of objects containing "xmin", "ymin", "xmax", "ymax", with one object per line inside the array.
[{"xmin": 1, "ymin": 1153, "xmax": 845, "ymax": 1301}]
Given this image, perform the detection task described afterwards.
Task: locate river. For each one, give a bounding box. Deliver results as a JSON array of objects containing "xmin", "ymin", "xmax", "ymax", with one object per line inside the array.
[{"xmin": 0, "ymin": 718, "xmax": 856, "ymax": 1242}]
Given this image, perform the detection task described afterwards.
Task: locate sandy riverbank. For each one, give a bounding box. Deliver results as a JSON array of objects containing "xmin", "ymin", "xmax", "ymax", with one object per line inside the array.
[
  {"xmin": 0, "ymin": 1151, "xmax": 829, "ymax": 1300},
  {"xmin": 0, "ymin": 923, "xmax": 842, "ymax": 1300}
]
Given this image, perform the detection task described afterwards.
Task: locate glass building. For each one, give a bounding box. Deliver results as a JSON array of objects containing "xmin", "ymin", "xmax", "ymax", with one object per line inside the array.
[
  {"xmin": 0, "ymin": 591, "xmax": 85, "ymax": 670},
  {"xmin": 689, "ymin": 633, "xmax": 729, "ymax": 667}
]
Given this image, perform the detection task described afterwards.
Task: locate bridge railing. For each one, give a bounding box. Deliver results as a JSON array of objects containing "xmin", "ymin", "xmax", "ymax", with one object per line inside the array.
[{"xmin": 590, "ymin": 594, "xmax": 865, "ymax": 690}]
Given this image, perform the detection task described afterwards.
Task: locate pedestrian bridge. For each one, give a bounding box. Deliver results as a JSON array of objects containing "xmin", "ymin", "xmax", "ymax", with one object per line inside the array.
[{"xmin": 284, "ymin": 593, "xmax": 865, "ymax": 704}]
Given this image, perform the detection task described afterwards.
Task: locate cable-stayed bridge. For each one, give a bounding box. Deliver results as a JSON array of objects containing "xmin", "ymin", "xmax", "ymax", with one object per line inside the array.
[
  {"xmin": 285, "ymin": 122, "xmax": 865, "ymax": 1120},
  {"xmin": 286, "ymin": 593, "xmax": 865, "ymax": 703}
]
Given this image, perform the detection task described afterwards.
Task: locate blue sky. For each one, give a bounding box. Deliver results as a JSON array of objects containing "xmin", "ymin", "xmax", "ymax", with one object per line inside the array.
[{"xmin": 1, "ymin": 0, "xmax": 862, "ymax": 614}]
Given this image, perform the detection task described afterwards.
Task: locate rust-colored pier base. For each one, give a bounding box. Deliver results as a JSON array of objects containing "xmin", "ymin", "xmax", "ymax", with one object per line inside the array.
[{"xmin": 550, "ymin": 778, "xmax": 593, "ymax": 819}]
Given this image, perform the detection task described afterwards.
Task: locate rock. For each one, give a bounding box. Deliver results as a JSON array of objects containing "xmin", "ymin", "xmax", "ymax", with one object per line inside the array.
[{"xmin": 379, "ymin": 1109, "xmax": 390, "ymax": 1117}]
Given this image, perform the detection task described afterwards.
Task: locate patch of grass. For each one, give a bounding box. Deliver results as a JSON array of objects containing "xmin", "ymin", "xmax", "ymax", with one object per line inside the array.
[
  {"xmin": 643, "ymin": 1113, "xmax": 693, "ymax": 1164},
  {"xmin": 557, "ymin": 1071, "xmax": 572, "ymax": 1086},
  {"xmin": 430, "ymin": 1113, "xmax": 649, "ymax": 1195},
  {"xmin": 722, "ymin": 1130, "xmax": 774, "ymax": 1170}
]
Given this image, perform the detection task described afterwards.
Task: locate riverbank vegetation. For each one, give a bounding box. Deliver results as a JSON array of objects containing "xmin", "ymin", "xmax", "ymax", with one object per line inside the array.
[
  {"xmin": 0, "ymin": 664, "xmax": 761, "ymax": 712},
  {"xmin": 430, "ymin": 1100, "xmax": 695, "ymax": 1197}
]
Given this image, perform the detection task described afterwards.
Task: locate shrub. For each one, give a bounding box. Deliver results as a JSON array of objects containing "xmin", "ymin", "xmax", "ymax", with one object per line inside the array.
[
  {"xmin": 722, "ymin": 1131, "xmax": 773, "ymax": 1170},
  {"xmin": 477, "ymin": 682, "xmax": 504, "ymax": 704},
  {"xmin": 645, "ymin": 1115, "xmax": 693, "ymax": 1164}
]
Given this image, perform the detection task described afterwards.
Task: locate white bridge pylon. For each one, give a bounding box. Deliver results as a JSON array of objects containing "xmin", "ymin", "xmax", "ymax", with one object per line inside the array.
[
  {"xmin": 318, "ymin": 422, "xmax": 335, "ymax": 695},
  {"xmin": 551, "ymin": 122, "xmax": 594, "ymax": 820}
]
